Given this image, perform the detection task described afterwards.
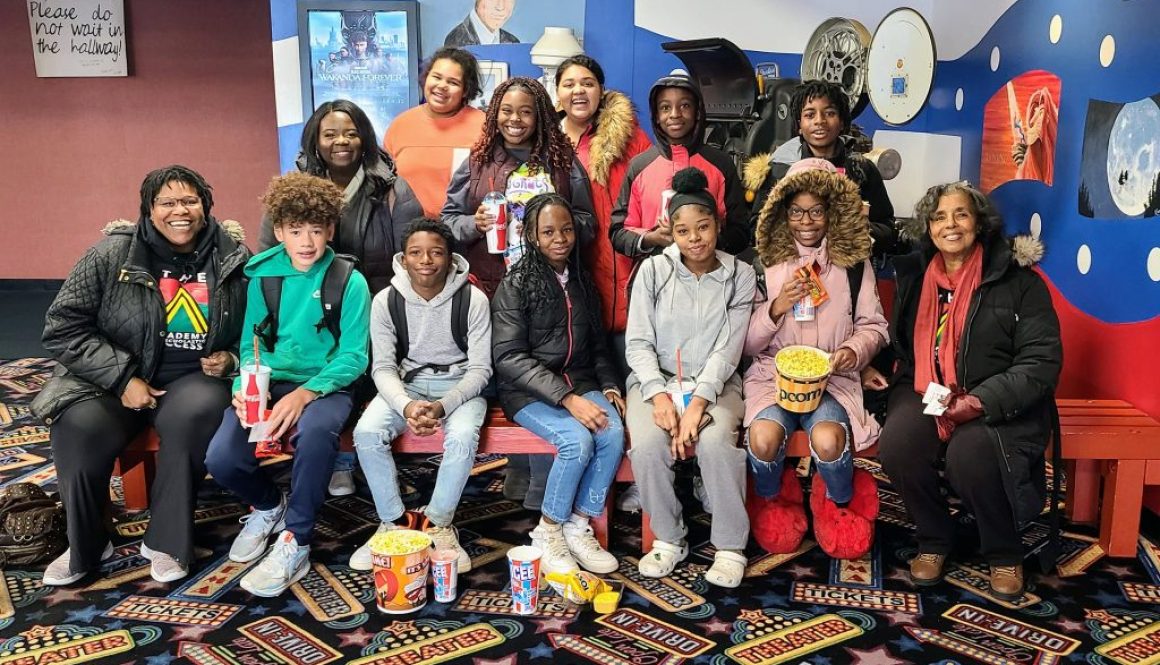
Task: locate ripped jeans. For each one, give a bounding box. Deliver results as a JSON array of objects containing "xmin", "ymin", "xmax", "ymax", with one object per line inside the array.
[
  {"xmin": 353, "ymin": 375, "xmax": 486, "ymax": 527},
  {"xmin": 747, "ymin": 393, "xmax": 854, "ymax": 503},
  {"xmin": 512, "ymin": 391, "xmax": 625, "ymax": 524}
]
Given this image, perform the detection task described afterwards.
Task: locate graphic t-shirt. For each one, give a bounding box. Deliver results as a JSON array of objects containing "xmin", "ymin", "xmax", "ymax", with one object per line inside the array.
[
  {"xmin": 153, "ymin": 268, "xmax": 211, "ymax": 386},
  {"xmin": 503, "ymin": 163, "xmax": 555, "ymax": 271}
]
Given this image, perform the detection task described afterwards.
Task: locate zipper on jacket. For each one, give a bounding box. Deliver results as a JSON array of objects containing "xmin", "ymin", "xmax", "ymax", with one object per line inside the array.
[
  {"xmin": 994, "ymin": 428, "xmax": 1013, "ymax": 474},
  {"xmin": 562, "ymin": 282, "xmax": 575, "ymax": 388},
  {"xmin": 957, "ymin": 290, "xmax": 984, "ymax": 386}
]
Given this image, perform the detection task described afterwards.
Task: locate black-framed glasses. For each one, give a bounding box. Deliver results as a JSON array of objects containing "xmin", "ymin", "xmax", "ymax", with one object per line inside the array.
[
  {"xmin": 154, "ymin": 197, "xmax": 202, "ymax": 210},
  {"xmin": 788, "ymin": 205, "xmax": 826, "ymax": 221}
]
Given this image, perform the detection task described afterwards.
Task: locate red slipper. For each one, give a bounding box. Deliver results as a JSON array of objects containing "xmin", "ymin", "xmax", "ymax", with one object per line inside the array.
[
  {"xmin": 748, "ymin": 467, "xmax": 807, "ymax": 554},
  {"xmin": 810, "ymin": 469, "xmax": 877, "ymax": 559}
]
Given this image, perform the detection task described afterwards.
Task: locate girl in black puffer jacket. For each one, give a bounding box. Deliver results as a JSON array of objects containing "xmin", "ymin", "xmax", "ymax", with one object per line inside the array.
[{"xmin": 490, "ymin": 193, "xmax": 625, "ymax": 586}]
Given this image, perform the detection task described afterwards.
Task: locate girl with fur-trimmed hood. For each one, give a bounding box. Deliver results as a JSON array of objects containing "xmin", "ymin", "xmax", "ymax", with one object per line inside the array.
[
  {"xmin": 557, "ymin": 55, "xmax": 653, "ymax": 334},
  {"xmin": 743, "ymin": 158, "xmax": 888, "ymax": 561}
]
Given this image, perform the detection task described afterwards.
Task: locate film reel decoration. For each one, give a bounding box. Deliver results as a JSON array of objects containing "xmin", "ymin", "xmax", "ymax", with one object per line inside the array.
[
  {"xmin": 801, "ymin": 17, "xmax": 872, "ymax": 118},
  {"xmin": 866, "ymin": 7, "xmax": 937, "ymax": 125}
]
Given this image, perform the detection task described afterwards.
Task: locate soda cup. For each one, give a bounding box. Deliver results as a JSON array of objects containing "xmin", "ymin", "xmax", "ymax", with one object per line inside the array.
[
  {"xmin": 431, "ymin": 549, "xmax": 459, "ymax": 603},
  {"xmin": 240, "ymin": 363, "xmax": 271, "ymax": 427},
  {"xmin": 793, "ymin": 296, "xmax": 816, "ymax": 322},
  {"xmin": 483, "ymin": 191, "xmax": 507, "ymax": 254},
  {"xmin": 507, "ymin": 545, "xmax": 542, "ymax": 615},
  {"xmin": 665, "ymin": 379, "xmax": 696, "ymax": 415},
  {"xmin": 658, "ymin": 188, "xmax": 676, "ymax": 227}
]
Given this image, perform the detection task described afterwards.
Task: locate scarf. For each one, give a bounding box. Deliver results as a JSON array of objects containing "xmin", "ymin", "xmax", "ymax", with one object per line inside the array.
[{"xmin": 914, "ymin": 243, "xmax": 984, "ymax": 440}]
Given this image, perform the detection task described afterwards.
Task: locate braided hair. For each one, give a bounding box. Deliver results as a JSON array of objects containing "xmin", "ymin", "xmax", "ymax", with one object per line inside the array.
[
  {"xmin": 471, "ymin": 77, "xmax": 575, "ymax": 178},
  {"xmin": 509, "ymin": 193, "xmax": 603, "ymax": 335}
]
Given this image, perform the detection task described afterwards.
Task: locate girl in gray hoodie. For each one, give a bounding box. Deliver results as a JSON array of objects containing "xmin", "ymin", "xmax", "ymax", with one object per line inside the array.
[{"xmin": 624, "ymin": 168, "xmax": 756, "ymax": 588}]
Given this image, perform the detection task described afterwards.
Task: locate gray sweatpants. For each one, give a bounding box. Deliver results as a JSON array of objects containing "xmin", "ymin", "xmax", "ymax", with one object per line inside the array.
[{"xmin": 625, "ymin": 380, "xmax": 749, "ymax": 551}]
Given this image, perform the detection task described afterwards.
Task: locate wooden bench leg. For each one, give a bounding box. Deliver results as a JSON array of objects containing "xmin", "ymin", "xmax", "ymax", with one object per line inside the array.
[
  {"xmin": 120, "ymin": 456, "xmax": 153, "ymax": 512},
  {"xmin": 1100, "ymin": 459, "xmax": 1145, "ymax": 557},
  {"xmin": 1065, "ymin": 460, "xmax": 1100, "ymax": 524}
]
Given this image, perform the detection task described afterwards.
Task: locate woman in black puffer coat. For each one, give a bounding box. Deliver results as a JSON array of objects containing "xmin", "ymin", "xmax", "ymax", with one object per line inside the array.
[
  {"xmin": 33, "ymin": 165, "xmax": 251, "ymax": 587},
  {"xmin": 873, "ymin": 182, "xmax": 1061, "ymax": 603}
]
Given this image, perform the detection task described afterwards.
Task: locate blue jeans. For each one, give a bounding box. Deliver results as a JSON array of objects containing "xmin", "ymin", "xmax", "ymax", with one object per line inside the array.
[
  {"xmin": 512, "ymin": 391, "xmax": 625, "ymax": 523},
  {"xmin": 747, "ymin": 393, "xmax": 853, "ymax": 503},
  {"xmin": 352, "ymin": 375, "xmax": 487, "ymax": 527},
  {"xmin": 332, "ymin": 451, "xmax": 356, "ymax": 473},
  {"xmin": 205, "ymin": 382, "xmax": 353, "ymax": 545}
]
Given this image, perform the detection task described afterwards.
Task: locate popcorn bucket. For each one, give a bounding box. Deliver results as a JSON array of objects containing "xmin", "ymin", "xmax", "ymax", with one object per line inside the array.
[
  {"xmin": 774, "ymin": 345, "xmax": 831, "ymax": 414},
  {"xmin": 369, "ymin": 529, "xmax": 432, "ymax": 614}
]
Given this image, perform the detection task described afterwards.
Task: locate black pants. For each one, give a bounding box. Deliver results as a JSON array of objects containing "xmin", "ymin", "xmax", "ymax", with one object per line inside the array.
[
  {"xmin": 51, "ymin": 372, "xmax": 232, "ymax": 571},
  {"xmin": 878, "ymin": 388, "xmax": 1023, "ymax": 565}
]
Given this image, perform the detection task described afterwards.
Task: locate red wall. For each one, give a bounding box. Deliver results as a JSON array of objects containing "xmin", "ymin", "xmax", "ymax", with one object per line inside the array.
[{"xmin": 0, "ymin": 1, "xmax": 279, "ymax": 279}]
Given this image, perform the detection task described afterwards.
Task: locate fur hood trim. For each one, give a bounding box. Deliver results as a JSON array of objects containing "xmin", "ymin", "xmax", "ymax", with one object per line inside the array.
[
  {"xmin": 102, "ymin": 218, "xmax": 246, "ymax": 243},
  {"xmin": 742, "ymin": 153, "xmax": 772, "ymax": 193},
  {"xmin": 755, "ymin": 169, "xmax": 871, "ymax": 269},
  {"xmin": 587, "ymin": 90, "xmax": 638, "ymax": 186}
]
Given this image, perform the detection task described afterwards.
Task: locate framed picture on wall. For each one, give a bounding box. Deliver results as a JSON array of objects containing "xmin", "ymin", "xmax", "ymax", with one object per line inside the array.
[
  {"xmin": 470, "ymin": 60, "xmax": 510, "ymax": 112},
  {"xmin": 296, "ymin": 0, "xmax": 421, "ymax": 139}
]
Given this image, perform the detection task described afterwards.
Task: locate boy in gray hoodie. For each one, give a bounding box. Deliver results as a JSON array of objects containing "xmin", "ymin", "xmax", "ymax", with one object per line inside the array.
[{"xmin": 349, "ymin": 219, "xmax": 492, "ymax": 572}]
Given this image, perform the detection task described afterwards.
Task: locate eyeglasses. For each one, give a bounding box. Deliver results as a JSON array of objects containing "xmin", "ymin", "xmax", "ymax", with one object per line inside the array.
[
  {"xmin": 154, "ymin": 197, "xmax": 202, "ymax": 210},
  {"xmin": 788, "ymin": 205, "xmax": 826, "ymax": 221}
]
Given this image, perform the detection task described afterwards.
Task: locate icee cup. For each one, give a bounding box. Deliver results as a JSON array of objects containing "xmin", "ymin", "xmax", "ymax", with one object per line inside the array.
[{"xmin": 369, "ymin": 529, "xmax": 432, "ymax": 614}]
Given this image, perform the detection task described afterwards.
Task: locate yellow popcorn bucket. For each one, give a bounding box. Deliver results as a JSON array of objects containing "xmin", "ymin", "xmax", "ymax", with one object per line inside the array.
[
  {"xmin": 774, "ymin": 345, "xmax": 831, "ymax": 414},
  {"xmin": 369, "ymin": 529, "xmax": 432, "ymax": 614}
]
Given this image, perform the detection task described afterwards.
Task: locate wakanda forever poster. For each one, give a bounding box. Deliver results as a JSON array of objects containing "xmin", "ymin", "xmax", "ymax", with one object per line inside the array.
[{"xmin": 303, "ymin": 8, "xmax": 415, "ymax": 138}]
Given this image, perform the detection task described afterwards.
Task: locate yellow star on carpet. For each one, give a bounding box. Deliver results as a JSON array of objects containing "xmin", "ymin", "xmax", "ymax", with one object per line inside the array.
[
  {"xmin": 738, "ymin": 608, "xmax": 767, "ymax": 625},
  {"xmin": 22, "ymin": 625, "xmax": 56, "ymax": 640},
  {"xmin": 384, "ymin": 620, "xmax": 417, "ymax": 637}
]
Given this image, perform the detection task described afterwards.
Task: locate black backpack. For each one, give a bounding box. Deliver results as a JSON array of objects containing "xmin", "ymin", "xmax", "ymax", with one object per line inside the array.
[
  {"xmin": 0, "ymin": 484, "xmax": 67, "ymax": 568},
  {"xmin": 387, "ymin": 283, "xmax": 471, "ymax": 382},
  {"xmin": 254, "ymin": 254, "xmax": 358, "ymax": 352}
]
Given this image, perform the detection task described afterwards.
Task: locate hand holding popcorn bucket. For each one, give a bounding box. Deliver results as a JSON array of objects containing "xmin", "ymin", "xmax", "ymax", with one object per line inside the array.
[
  {"xmin": 369, "ymin": 529, "xmax": 432, "ymax": 613},
  {"xmin": 774, "ymin": 345, "xmax": 832, "ymax": 414}
]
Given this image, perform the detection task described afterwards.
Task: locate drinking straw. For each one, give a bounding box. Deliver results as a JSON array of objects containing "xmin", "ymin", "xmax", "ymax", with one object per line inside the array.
[
  {"xmin": 253, "ymin": 334, "xmax": 260, "ymax": 369},
  {"xmin": 676, "ymin": 348, "xmax": 683, "ymax": 387}
]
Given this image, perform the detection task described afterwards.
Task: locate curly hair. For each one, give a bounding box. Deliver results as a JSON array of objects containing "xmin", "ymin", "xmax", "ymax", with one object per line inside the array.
[
  {"xmin": 509, "ymin": 193, "xmax": 603, "ymax": 334},
  {"xmin": 261, "ymin": 172, "xmax": 344, "ymax": 228},
  {"xmin": 471, "ymin": 77, "xmax": 575, "ymax": 177},
  {"xmin": 789, "ymin": 80, "xmax": 852, "ymax": 137},
  {"xmin": 140, "ymin": 165, "xmax": 214, "ymax": 220},
  {"xmin": 422, "ymin": 47, "xmax": 482, "ymax": 106},
  {"xmin": 911, "ymin": 181, "xmax": 1004, "ymax": 252}
]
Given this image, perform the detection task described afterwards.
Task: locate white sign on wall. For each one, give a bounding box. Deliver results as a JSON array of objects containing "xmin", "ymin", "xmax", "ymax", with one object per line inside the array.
[{"xmin": 27, "ymin": 0, "xmax": 127, "ymax": 77}]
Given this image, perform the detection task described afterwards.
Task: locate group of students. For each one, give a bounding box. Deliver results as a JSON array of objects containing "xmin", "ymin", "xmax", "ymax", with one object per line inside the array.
[{"xmin": 37, "ymin": 46, "xmax": 1060, "ymax": 604}]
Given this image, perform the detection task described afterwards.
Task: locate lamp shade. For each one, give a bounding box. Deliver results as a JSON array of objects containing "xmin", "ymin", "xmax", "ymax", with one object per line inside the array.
[{"xmin": 530, "ymin": 27, "xmax": 583, "ymax": 67}]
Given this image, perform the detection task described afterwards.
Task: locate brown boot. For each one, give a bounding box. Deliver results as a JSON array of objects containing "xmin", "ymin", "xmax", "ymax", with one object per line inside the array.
[
  {"xmin": 909, "ymin": 552, "xmax": 947, "ymax": 586},
  {"xmin": 989, "ymin": 564, "xmax": 1025, "ymax": 601}
]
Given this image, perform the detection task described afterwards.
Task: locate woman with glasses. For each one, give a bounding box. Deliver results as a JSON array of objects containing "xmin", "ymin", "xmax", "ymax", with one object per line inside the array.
[
  {"xmin": 32, "ymin": 165, "xmax": 252, "ymax": 586},
  {"xmin": 742, "ymin": 158, "xmax": 887, "ymax": 562},
  {"xmin": 258, "ymin": 99, "xmax": 422, "ymax": 497}
]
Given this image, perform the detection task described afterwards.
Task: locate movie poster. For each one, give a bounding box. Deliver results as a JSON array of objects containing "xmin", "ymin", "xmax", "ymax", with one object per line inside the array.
[
  {"xmin": 305, "ymin": 9, "xmax": 412, "ymax": 138},
  {"xmin": 1078, "ymin": 94, "xmax": 1160, "ymax": 219}
]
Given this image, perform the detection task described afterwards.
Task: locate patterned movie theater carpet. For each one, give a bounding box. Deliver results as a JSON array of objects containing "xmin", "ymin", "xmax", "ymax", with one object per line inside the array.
[{"xmin": 2, "ymin": 357, "xmax": 1159, "ymax": 664}]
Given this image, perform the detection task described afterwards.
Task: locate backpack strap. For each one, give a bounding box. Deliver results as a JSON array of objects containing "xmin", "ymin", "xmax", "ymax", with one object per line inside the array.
[
  {"xmin": 847, "ymin": 260, "xmax": 865, "ymax": 320},
  {"xmin": 254, "ymin": 276, "xmax": 283, "ymax": 351},
  {"xmin": 450, "ymin": 283, "xmax": 471, "ymax": 354},
  {"xmin": 387, "ymin": 286, "xmax": 409, "ymax": 363},
  {"xmin": 319, "ymin": 254, "xmax": 357, "ymax": 344}
]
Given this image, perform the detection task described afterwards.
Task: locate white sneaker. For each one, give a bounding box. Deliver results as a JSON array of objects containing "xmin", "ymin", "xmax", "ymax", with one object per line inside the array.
[
  {"xmin": 240, "ymin": 531, "xmax": 310, "ymax": 598},
  {"xmin": 328, "ymin": 469, "xmax": 355, "ymax": 497},
  {"xmin": 427, "ymin": 525, "xmax": 472, "ymax": 573},
  {"xmin": 530, "ymin": 522, "xmax": 578, "ymax": 586},
  {"xmin": 562, "ymin": 517, "xmax": 617, "ymax": 574},
  {"xmin": 693, "ymin": 476, "xmax": 712, "ymax": 514},
  {"xmin": 229, "ymin": 495, "xmax": 287, "ymax": 563},
  {"xmin": 140, "ymin": 543, "xmax": 189, "ymax": 583},
  {"xmin": 349, "ymin": 522, "xmax": 399, "ymax": 571},
  {"xmin": 638, "ymin": 539, "xmax": 688, "ymax": 578},
  {"xmin": 42, "ymin": 543, "xmax": 114, "ymax": 586},
  {"xmin": 616, "ymin": 484, "xmax": 642, "ymax": 513}
]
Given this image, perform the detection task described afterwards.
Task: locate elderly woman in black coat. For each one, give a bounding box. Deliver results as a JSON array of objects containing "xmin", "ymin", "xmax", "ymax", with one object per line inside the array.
[
  {"xmin": 33, "ymin": 165, "xmax": 251, "ymax": 586},
  {"xmin": 873, "ymin": 182, "xmax": 1061, "ymax": 601}
]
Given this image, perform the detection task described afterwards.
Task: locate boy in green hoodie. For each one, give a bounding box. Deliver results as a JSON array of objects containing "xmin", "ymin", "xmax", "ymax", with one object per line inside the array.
[{"xmin": 205, "ymin": 172, "xmax": 370, "ymax": 597}]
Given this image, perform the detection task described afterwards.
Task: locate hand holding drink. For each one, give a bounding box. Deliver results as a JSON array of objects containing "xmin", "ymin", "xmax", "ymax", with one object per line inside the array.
[{"xmin": 482, "ymin": 190, "xmax": 508, "ymax": 254}]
